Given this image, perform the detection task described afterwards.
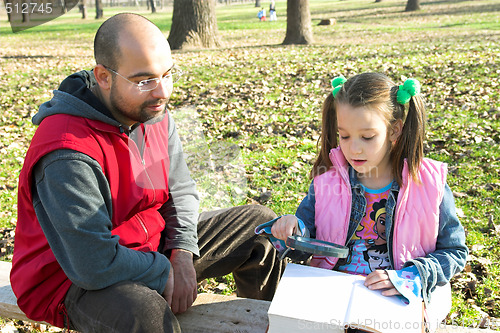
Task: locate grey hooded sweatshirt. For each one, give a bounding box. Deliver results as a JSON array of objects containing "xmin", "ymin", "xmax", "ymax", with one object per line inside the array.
[{"xmin": 31, "ymin": 70, "xmax": 199, "ymax": 294}]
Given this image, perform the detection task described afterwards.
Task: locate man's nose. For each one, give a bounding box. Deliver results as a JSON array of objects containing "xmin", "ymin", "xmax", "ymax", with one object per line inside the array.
[{"xmin": 151, "ymin": 78, "xmax": 172, "ymax": 99}]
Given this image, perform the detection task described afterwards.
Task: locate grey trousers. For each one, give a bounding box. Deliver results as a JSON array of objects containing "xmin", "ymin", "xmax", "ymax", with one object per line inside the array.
[{"xmin": 64, "ymin": 205, "xmax": 284, "ymax": 333}]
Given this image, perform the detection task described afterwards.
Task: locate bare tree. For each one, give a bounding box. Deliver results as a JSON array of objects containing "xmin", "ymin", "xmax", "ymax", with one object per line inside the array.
[
  {"xmin": 168, "ymin": 0, "xmax": 220, "ymax": 50},
  {"xmin": 283, "ymin": 0, "xmax": 313, "ymax": 45},
  {"xmin": 95, "ymin": 0, "xmax": 103, "ymax": 18},
  {"xmin": 59, "ymin": 0, "xmax": 67, "ymax": 13},
  {"xmin": 6, "ymin": 0, "xmax": 12, "ymax": 22},
  {"xmin": 22, "ymin": 0, "xmax": 30, "ymax": 23},
  {"xmin": 148, "ymin": 0, "xmax": 156, "ymax": 13},
  {"xmin": 405, "ymin": 0, "xmax": 420, "ymax": 11},
  {"xmin": 79, "ymin": 0, "xmax": 87, "ymax": 19}
]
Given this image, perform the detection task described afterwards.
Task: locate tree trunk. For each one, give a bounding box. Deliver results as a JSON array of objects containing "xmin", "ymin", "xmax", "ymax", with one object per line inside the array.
[
  {"xmin": 149, "ymin": 0, "xmax": 156, "ymax": 13},
  {"xmin": 60, "ymin": 0, "xmax": 67, "ymax": 13},
  {"xmin": 405, "ymin": 0, "xmax": 420, "ymax": 11},
  {"xmin": 22, "ymin": 0, "xmax": 30, "ymax": 23},
  {"xmin": 168, "ymin": 0, "xmax": 220, "ymax": 50},
  {"xmin": 79, "ymin": 0, "xmax": 87, "ymax": 19},
  {"xmin": 95, "ymin": 0, "xmax": 103, "ymax": 18},
  {"xmin": 282, "ymin": 0, "xmax": 313, "ymax": 45},
  {"xmin": 255, "ymin": 0, "xmax": 260, "ymax": 7},
  {"xmin": 6, "ymin": 0, "xmax": 12, "ymax": 22}
]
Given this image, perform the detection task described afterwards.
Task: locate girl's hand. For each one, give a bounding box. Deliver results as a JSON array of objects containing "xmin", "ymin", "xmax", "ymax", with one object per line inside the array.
[
  {"xmin": 364, "ymin": 270, "xmax": 401, "ymax": 296},
  {"xmin": 271, "ymin": 215, "xmax": 298, "ymax": 241}
]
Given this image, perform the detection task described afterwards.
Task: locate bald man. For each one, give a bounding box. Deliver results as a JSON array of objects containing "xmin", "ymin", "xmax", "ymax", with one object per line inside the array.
[{"xmin": 11, "ymin": 13, "xmax": 284, "ymax": 332}]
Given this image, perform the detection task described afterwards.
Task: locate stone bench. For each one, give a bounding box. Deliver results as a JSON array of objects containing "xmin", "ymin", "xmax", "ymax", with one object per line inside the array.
[
  {"xmin": 0, "ymin": 261, "xmax": 495, "ymax": 332},
  {"xmin": 0, "ymin": 261, "xmax": 269, "ymax": 332}
]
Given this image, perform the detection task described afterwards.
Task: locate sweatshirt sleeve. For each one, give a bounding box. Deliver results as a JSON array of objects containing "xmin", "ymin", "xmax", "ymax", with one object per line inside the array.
[
  {"xmin": 33, "ymin": 149, "xmax": 170, "ymax": 293},
  {"xmin": 158, "ymin": 112, "xmax": 200, "ymax": 256}
]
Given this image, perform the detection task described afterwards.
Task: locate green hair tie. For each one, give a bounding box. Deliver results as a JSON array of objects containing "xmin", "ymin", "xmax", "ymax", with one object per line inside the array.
[
  {"xmin": 397, "ymin": 78, "xmax": 421, "ymax": 104},
  {"xmin": 331, "ymin": 75, "xmax": 347, "ymax": 97}
]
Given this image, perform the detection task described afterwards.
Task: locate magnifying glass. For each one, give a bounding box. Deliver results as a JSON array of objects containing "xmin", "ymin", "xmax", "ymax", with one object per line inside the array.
[{"xmin": 286, "ymin": 235, "xmax": 349, "ymax": 258}]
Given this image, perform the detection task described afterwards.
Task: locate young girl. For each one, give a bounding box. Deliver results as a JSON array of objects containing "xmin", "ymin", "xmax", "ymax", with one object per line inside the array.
[{"xmin": 269, "ymin": 72, "xmax": 468, "ymax": 331}]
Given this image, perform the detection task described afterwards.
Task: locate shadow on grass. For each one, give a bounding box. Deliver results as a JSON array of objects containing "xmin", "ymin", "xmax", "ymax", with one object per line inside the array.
[
  {"xmin": 313, "ymin": 2, "xmax": 500, "ymax": 24},
  {"xmin": 172, "ymin": 28, "xmax": 499, "ymax": 55},
  {"xmin": 1, "ymin": 55, "xmax": 57, "ymax": 59}
]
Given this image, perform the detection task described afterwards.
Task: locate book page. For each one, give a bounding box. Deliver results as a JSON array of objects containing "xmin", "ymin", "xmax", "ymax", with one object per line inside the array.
[
  {"xmin": 346, "ymin": 280, "xmax": 424, "ymax": 333},
  {"xmin": 268, "ymin": 264, "xmax": 364, "ymax": 332}
]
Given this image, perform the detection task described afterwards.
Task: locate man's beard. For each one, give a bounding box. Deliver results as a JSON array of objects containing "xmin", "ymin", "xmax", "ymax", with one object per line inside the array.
[
  {"xmin": 139, "ymin": 101, "xmax": 168, "ymax": 124},
  {"xmin": 109, "ymin": 87, "xmax": 168, "ymax": 125}
]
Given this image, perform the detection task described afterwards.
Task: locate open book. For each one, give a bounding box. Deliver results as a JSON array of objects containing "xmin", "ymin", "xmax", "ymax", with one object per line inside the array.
[{"xmin": 267, "ymin": 263, "xmax": 424, "ymax": 333}]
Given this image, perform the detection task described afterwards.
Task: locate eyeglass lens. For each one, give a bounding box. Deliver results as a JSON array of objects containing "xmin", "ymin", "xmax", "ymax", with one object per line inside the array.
[{"xmin": 138, "ymin": 67, "xmax": 182, "ymax": 92}]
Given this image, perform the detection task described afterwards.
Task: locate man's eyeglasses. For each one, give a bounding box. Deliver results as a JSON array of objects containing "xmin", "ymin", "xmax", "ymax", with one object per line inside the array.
[{"xmin": 104, "ymin": 65, "xmax": 183, "ymax": 92}]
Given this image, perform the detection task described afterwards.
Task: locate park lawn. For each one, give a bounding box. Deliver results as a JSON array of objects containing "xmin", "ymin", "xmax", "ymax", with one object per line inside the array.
[{"xmin": 1, "ymin": 0, "xmax": 499, "ymax": 330}]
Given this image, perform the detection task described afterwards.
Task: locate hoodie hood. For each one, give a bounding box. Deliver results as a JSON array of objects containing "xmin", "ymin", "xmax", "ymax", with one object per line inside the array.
[{"xmin": 33, "ymin": 70, "xmax": 122, "ymax": 128}]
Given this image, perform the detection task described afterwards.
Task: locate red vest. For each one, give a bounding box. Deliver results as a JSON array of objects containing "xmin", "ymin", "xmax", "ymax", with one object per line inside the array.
[{"xmin": 11, "ymin": 114, "xmax": 170, "ymax": 327}]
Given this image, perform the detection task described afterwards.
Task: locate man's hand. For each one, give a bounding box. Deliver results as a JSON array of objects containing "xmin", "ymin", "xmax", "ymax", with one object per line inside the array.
[
  {"xmin": 169, "ymin": 249, "xmax": 197, "ymax": 314},
  {"xmin": 364, "ymin": 270, "xmax": 401, "ymax": 296},
  {"xmin": 162, "ymin": 263, "xmax": 175, "ymax": 306}
]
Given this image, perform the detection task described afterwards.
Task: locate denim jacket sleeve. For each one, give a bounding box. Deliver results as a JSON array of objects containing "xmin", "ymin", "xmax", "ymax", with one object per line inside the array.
[
  {"xmin": 403, "ymin": 183, "xmax": 469, "ymax": 305},
  {"xmin": 295, "ymin": 180, "xmax": 317, "ymax": 239},
  {"xmin": 277, "ymin": 180, "xmax": 318, "ymax": 262}
]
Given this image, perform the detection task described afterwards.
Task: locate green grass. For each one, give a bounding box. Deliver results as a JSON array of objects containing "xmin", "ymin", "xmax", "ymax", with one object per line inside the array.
[{"xmin": 1, "ymin": 0, "xmax": 499, "ymax": 330}]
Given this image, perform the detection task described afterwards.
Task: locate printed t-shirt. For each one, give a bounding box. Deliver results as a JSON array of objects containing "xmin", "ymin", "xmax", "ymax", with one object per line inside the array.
[{"xmin": 337, "ymin": 183, "xmax": 391, "ymax": 276}]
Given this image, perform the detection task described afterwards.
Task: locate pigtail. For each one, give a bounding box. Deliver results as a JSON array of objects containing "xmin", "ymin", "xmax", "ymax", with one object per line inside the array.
[
  {"xmin": 311, "ymin": 93, "xmax": 337, "ymax": 178},
  {"xmin": 391, "ymin": 91, "xmax": 426, "ymax": 186}
]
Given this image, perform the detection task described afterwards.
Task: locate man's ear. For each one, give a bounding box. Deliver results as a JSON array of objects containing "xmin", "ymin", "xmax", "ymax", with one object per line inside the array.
[
  {"xmin": 93, "ymin": 64, "xmax": 112, "ymax": 91},
  {"xmin": 389, "ymin": 119, "xmax": 403, "ymax": 143}
]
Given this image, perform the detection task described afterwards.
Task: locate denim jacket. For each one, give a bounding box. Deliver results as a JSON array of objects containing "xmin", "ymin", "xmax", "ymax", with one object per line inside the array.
[{"xmin": 294, "ymin": 168, "xmax": 468, "ymax": 305}]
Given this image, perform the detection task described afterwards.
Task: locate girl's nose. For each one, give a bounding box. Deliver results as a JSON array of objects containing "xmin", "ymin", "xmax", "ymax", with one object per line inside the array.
[{"xmin": 350, "ymin": 140, "xmax": 363, "ymax": 154}]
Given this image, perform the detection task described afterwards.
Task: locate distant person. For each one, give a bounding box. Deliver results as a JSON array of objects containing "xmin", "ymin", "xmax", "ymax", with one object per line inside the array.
[
  {"xmin": 268, "ymin": 73, "xmax": 468, "ymax": 332},
  {"xmin": 269, "ymin": 0, "xmax": 277, "ymax": 21},
  {"xmin": 11, "ymin": 13, "xmax": 284, "ymax": 333},
  {"xmin": 258, "ymin": 7, "xmax": 266, "ymax": 21}
]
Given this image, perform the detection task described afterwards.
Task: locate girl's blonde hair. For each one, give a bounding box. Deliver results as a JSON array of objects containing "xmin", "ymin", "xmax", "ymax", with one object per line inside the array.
[{"xmin": 311, "ymin": 72, "xmax": 426, "ymax": 186}]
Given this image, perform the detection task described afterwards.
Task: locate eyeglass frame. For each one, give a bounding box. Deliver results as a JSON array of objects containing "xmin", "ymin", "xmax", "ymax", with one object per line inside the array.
[{"xmin": 102, "ymin": 64, "xmax": 183, "ymax": 92}]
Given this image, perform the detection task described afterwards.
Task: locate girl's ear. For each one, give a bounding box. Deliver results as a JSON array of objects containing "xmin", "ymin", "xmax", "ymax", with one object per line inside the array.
[
  {"xmin": 389, "ymin": 119, "xmax": 404, "ymax": 143},
  {"xmin": 93, "ymin": 64, "xmax": 112, "ymax": 91}
]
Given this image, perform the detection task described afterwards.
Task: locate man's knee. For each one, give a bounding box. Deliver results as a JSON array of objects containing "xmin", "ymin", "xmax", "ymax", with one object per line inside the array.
[
  {"xmin": 123, "ymin": 285, "xmax": 177, "ymax": 332},
  {"xmin": 66, "ymin": 281, "xmax": 181, "ymax": 333},
  {"xmin": 245, "ymin": 204, "xmax": 277, "ymax": 225}
]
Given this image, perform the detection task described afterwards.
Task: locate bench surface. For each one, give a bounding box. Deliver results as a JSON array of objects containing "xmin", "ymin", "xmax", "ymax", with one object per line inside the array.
[
  {"xmin": 0, "ymin": 261, "xmax": 495, "ymax": 332},
  {"xmin": 0, "ymin": 261, "xmax": 270, "ymax": 332},
  {"xmin": 0, "ymin": 260, "xmax": 30, "ymax": 322}
]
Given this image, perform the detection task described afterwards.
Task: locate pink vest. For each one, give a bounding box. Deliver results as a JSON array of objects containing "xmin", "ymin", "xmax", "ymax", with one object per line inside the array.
[{"xmin": 310, "ymin": 147, "xmax": 447, "ymax": 270}]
